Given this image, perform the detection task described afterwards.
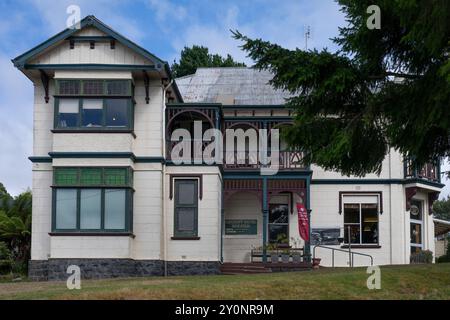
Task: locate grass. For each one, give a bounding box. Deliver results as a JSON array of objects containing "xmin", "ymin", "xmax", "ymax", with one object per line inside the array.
[{"xmin": 0, "ymin": 263, "xmax": 449, "ymax": 300}]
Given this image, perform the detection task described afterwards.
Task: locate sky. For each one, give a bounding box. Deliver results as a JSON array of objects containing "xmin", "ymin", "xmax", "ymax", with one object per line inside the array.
[{"xmin": 0, "ymin": 0, "xmax": 448, "ymax": 198}]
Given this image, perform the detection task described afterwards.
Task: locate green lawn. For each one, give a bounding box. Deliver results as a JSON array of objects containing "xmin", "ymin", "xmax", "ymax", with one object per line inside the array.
[{"xmin": 0, "ymin": 263, "xmax": 449, "ymax": 300}]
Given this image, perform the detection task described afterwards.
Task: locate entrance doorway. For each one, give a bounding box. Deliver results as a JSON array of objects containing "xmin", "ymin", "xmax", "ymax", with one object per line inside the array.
[{"xmin": 410, "ymin": 200, "xmax": 424, "ymax": 254}]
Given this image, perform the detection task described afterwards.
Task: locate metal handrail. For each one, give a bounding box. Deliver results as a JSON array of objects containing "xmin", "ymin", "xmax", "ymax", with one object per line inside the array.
[{"xmin": 313, "ymin": 244, "xmax": 374, "ymax": 267}]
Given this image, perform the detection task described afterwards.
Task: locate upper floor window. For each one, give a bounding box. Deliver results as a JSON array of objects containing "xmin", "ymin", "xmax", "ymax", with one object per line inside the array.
[{"xmin": 54, "ymin": 79, "xmax": 134, "ymax": 131}]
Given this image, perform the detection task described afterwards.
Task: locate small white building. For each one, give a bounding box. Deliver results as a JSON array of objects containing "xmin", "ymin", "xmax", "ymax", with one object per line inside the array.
[{"xmin": 13, "ymin": 16, "xmax": 444, "ymax": 280}]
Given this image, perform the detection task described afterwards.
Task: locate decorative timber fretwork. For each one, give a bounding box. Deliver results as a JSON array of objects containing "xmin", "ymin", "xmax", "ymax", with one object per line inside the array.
[
  {"xmin": 405, "ymin": 187, "xmax": 418, "ymax": 211},
  {"xmin": 267, "ymin": 179, "xmax": 306, "ymax": 203},
  {"xmin": 39, "ymin": 70, "xmax": 49, "ymax": 103},
  {"xmin": 224, "ymin": 179, "xmax": 307, "ymax": 205},
  {"xmin": 224, "ymin": 179, "xmax": 263, "ymax": 203},
  {"xmin": 428, "ymin": 192, "xmax": 439, "ymax": 215},
  {"xmin": 169, "ymin": 174, "xmax": 203, "ymax": 200},
  {"xmin": 143, "ymin": 71, "xmax": 150, "ymax": 104}
]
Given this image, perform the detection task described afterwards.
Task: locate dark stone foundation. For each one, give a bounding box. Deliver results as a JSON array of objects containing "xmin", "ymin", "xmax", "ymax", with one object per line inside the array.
[{"xmin": 28, "ymin": 259, "xmax": 221, "ymax": 281}]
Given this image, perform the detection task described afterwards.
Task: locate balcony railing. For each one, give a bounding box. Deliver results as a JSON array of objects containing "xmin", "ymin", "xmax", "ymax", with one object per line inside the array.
[
  {"xmin": 405, "ymin": 160, "xmax": 440, "ymax": 183},
  {"xmin": 166, "ymin": 141, "xmax": 306, "ymax": 171},
  {"xmin": 223, "ymin": 150, "xmax": 306, "ymax": 171}
]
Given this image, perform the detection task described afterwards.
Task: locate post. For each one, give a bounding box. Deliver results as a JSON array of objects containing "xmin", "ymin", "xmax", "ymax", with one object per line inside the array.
[
  {"xmin": 262, "ymin": 177, "xmax": 268, "ymax": 262},
  {"xmin": 347, "ymin": 226, "xmax": 352, "ymax": 267},
  {"xmin": 304, "ymin": 177, "xmax": 312, "ymax": 262}
]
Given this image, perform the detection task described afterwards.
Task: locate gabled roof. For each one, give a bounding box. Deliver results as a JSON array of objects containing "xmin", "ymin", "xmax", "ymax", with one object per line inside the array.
[
  {"xmin": 175, "ymin": 67, "xmax": 292, "ymax": 105},
  {"xmin": 12, "ymin": 15, "xmax": 167, "ymax": 71}
]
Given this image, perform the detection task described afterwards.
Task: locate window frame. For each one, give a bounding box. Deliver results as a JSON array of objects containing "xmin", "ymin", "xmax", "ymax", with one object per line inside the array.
[
  {"xmin": 173, "ymin": 179, "xmax": 199, "ymax": 238},
  {"xmin": 55, "ymin": 79, "xmax": 133, "ymax": 97},
  {"xmin": 54, "ymin": 97, "xmax": 134, "ymax": 131},
  {"xmin": 51, "ymin": 167, "xmax": 133, "ymax": 233},
  {"xmin": 342, "ymin": 194, "xmax": 381, "ymax": 245},
  {"xmin": 410, "ymin": 200, "xmax": 424, "ymax": 252}
]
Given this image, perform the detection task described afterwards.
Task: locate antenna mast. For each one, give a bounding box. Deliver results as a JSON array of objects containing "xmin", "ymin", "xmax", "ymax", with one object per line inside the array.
[{"xmin": 305, "ymin": 25, "xmax": 311, "ymax": 50}]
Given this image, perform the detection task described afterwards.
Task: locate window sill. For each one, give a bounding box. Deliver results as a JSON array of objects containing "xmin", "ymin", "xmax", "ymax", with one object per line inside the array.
[
  {"xmin": 171, "ymin": 236, "xmax": 201, "ymax": 241},
  {"xmin": 51, "ymin": 129, "xmax": 136, "ymax": 138},
  {"xmin": 49, "ymin": 232, "xmax": 135, "ymax": 238},
  {"xmin": 340, "ymin": 244, "xmax": 381, "ymax": 249}
]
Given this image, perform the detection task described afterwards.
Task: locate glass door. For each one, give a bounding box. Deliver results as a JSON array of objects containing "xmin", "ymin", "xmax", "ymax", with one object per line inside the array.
[{"xmin": 410, "ymin": 200, "xmax": 423, "ymax": 254}]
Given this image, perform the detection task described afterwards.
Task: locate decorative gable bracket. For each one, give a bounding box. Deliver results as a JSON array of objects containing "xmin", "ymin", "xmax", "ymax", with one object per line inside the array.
[
  {"xmin": 40, "ymin": 70, "xmax": 49, "ymax": 103},
  {"xmin": 143, "ymin": 71, "xmax": 150, "ymax": 104}
]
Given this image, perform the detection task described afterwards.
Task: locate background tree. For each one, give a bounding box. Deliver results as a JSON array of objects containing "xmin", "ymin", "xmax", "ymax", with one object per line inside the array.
[
  {"xmin": 172, "ymin": 45, "xmax": 246, "ymax": 78},
  {"xmin": 434, "ymin": 196, "xmax": 450, "ymax": 220},
  {"xmin": 233, "ymin": 0, "xmax": 450, "ymax": 176},
  {"xmin": 0, "ymin": 183, "xmax": 31, "ymax": 274}
]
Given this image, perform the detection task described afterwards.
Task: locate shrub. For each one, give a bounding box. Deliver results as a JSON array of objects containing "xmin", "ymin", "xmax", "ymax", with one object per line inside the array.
[
  {"xmin": 0, "ymin": 242, "xmax": 12, "ymax": 275},
  {"xmin": 410, "ymin": 250, "xmax": 433, "ymax": 264},
  {"xmin": 410, "ymin": 250, "xmax": 433, "ymax": 263}
]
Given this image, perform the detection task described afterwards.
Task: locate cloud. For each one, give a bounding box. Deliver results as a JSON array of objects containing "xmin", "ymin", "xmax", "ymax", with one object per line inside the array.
[
  {"xmin": 147, "ymin": 0, "xmax": 187, "ymax": 23},
  {"xmin": 24, "ymin": 0, "xmax": 146, "ymax": 41}
]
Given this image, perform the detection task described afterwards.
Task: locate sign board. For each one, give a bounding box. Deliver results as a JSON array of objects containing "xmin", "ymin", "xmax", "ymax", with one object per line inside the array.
[
  {"xmin": 311, "ymin": 228, "xmax": 341, "ymax": 245},
  {"xmin": 225, "ymin": 219, "xmax": 257, "ymax": 235}
]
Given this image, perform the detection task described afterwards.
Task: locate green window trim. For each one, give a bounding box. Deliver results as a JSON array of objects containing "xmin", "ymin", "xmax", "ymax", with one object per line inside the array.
[
  {"xmin": 55, "ymin": 79, "xmax": 133, "ymax": 97},
  {"xmin": 54, "ymin": 97, "xmax": 134, "ymax": 130},
  {"xmin": 54, "ymin": 167, "xmax": 132, "ymax": 187},
  {"xmin": 51, "ymin": 187, "xmax": 133, "ymax": 233},
  {"xmin": 174, "ymin": 179, "xmax": 199, "ymax": 238}
]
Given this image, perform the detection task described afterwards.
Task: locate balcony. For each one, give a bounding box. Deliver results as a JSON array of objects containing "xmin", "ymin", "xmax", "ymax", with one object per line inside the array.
[
  {"xmin": 405, "ymin": 160, "xmax": 440, "ymax": 183},
  {"xmin": 223, "ymin": 150, "xmax": 306, "ymax": 171},
  {"xmin": 166, "ymin": 140, "xmax": 307, "ymax": 171}
]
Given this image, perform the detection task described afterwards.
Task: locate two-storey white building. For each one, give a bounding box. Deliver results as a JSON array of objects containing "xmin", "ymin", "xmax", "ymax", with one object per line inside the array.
[{"xmin": 13, "ymin": 16, "xmax": 444, "ymax": 280}]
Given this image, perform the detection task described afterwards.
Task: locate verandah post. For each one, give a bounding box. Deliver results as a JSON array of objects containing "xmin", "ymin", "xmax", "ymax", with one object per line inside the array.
[
  {"xmin": 262, "ymin": 177, "xmax": 268, "ymax": 262},
  {"xmin": 304, "ymin": 176, "xmax": 312, "ymax": 262}
]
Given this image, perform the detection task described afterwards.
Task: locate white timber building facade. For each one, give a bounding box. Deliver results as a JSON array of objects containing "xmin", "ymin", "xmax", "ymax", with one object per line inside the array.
[{"xmin": 13, "ymin": 16, "xmax": 444, "ymax": 280}]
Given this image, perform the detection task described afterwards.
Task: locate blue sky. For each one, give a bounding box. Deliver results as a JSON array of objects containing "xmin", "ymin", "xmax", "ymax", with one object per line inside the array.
[{"xmin": 0, "ymin": 0, "xmax": 448, "ymax": 198}]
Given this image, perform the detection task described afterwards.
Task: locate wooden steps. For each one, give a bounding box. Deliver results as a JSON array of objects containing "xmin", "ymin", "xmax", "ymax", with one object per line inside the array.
[
  {"xmin": 220, "ymin": 263, "xmax": 272, "ymax": 275},
  {"xmin": 220, "ymin": 262, "xmax": 312, "ymax": 275}
]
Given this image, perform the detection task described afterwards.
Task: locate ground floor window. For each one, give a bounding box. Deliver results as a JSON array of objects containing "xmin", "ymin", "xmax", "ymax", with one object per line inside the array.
[
  {"xmin": 268, "ymin": 195, "xmax": 290, "ymax": 244},
  {"xmin": 343, "ymin": 195, "xmax": 379, "ymax": 244},
  {"xmin": 52, "ymin": 167, "xmax": 133, "ymax": 232},
  {"xmin": 174, "ymin": 179, "xmax": 198, "ymax": 237}
]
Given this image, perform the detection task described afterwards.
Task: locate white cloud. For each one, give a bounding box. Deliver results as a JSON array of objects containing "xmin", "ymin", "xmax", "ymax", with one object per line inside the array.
[
  {"xmin": 25, "ymin": 0, "xmax": 146, "ymax": 41},
  {"xmin": 147, "ymin": 0, "xmax": 187, "ymax": 23}
]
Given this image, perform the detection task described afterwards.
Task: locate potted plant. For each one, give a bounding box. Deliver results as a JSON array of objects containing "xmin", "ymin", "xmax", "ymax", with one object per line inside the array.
[{"xmin": 312, "ymin": 257, "xmax": 321, "ymax": 269}]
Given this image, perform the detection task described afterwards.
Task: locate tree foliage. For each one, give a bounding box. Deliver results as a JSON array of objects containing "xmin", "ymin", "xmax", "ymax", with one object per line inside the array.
[
  {"xmin": 233, "ymin": 0, "xmax": 450, "ymax": 176},
  {"xmin": 172, "ymin": 45, "xmax": 246, "ymax": 78},
  {"xmin": 0, "ymin": 183, "xmax": 31, "ymax": 273},
  {"xmin": 434, "ymin": 196, "xmax": 450, "ymax": 220}
]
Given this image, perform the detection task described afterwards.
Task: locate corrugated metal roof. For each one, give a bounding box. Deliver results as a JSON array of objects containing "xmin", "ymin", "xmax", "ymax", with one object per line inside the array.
[{"xmin": 175, "ymin": 67, "xmax": 291, "ymax": 105}]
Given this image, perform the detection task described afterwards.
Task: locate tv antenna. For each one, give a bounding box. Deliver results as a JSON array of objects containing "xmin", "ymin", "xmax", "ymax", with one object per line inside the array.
[{"xmin": 305, "ymin": 25, "xmax": 311, "ymax": 50}]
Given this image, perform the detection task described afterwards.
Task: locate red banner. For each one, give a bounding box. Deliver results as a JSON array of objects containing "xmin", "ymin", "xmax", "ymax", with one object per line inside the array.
[{"xmin": 297, "ymin": 203, "xmax": 309, "ymax": 242}]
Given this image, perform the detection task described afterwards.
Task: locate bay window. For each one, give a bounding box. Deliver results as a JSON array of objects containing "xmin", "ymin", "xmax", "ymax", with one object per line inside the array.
[{"xmin": 52, "ymin": 167, "xmax": 133, "ymax": 233}]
